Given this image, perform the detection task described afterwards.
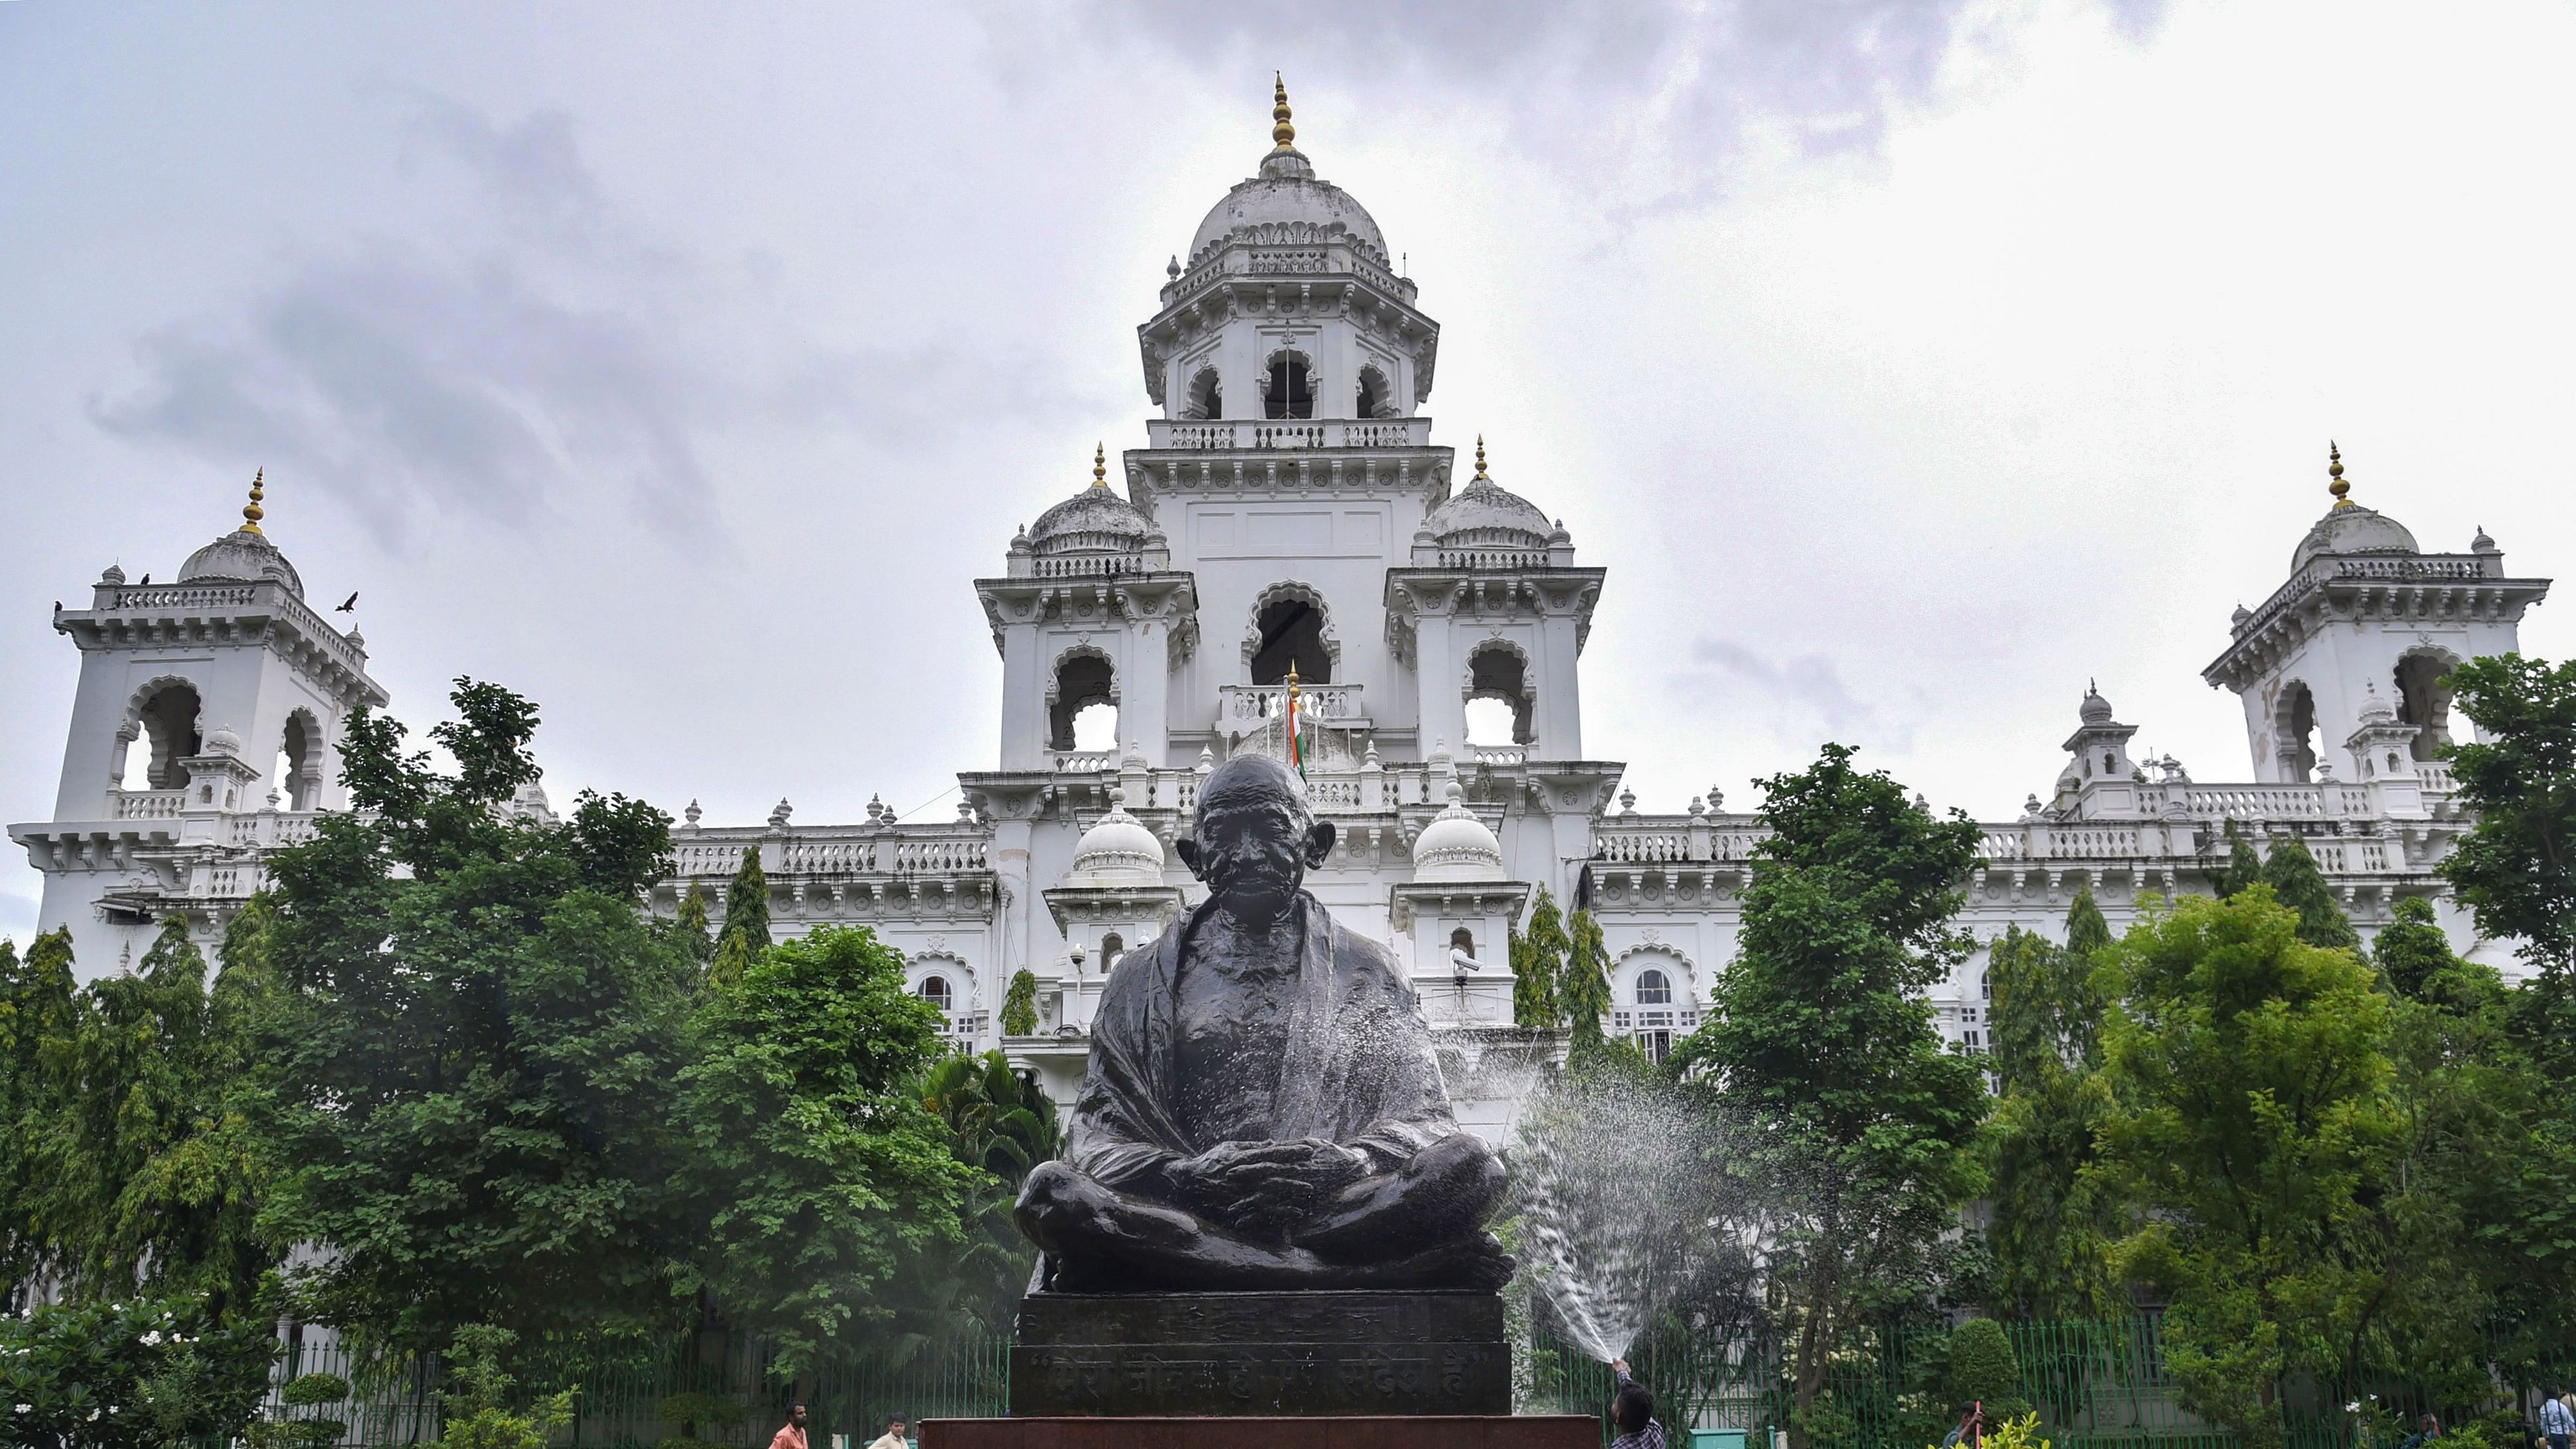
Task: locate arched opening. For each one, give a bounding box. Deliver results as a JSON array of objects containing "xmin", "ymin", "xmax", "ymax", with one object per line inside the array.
[
  {"xmin": 1449, "ymin": 926, "xmax": 1476, "ymax": 961},
  {"xmin": 2394, "ymin": 653, "xmax": 2456, "ymax": 762},
  {"xmin": 276, "ymin": 713, "xmax": 318, "ymax": 810},
  {"xmin": 1634, "ymin": 969, "xmax": 1671, "ymax": 1005},
  {"xmin": 1184, "ymin": 367, "xmax": 1223, "ymax": 421},
  {"xmin": 1262, "ymin": 351, "xmax": 1314, "ymax": 420},
  {"xmin": 126, "ymin": 682, "xmax": 203, "ymax": 791},
  {"xmin": 2277, "ymin": 682, "xmax": 2318, "ymax": 782},
  {"xmin": 1100, "ymin": 932, "xmax": 1125, "ymax": 965},
  {"xmin": 1251, "ymin": 595, "xmax": 1332, "ymax": 685},
  {"xmin": 1355, "ymin": 365, "xmax": 1391, "ymax": 419},
  {"xmin": 1465, "ymin": 643, "xmax": 1534, "ymax": 746},
  {"xmin": 1049, "ymin": 652, "xmax": 1117, "ymax": 752},
  {"xmin": 918, "ymin": 975, "xmax": 953, "ymax": 1014},
  {"xmin": 1069, "ymin": 700, "xmax": 1118, "ymax": 754}
]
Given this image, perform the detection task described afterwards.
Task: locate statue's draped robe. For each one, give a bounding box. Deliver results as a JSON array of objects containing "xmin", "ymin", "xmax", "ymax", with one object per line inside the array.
[{"xmin": 1068, "ymin": 893, "xmax": 1461, "ymax": 1203}]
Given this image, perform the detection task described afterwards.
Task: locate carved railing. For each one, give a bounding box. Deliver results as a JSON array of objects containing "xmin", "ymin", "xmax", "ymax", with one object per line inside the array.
[
  {"xmin": 1472, "ymin": 746, "xmax": 1526, "ymax": 766},
  {"xmin": 1144, "ymin": 417, "xmax": 1433, "ymax": 450},
  {"xmin": 1220, "ymin": 682, "xmax": 1365, "ymax": 722},
  {"xmin": 113, "ymin": 789, "xmax": 185, "ymax": 819}
]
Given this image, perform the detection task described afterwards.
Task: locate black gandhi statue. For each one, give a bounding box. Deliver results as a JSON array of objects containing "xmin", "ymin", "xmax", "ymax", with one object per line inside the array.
[{"xmin": 1014, "ymin": 754, "xmax": 1513, "ymax": 1295}]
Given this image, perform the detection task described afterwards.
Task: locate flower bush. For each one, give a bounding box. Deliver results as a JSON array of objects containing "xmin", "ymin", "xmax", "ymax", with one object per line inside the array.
[{"xmin": 0, "ymin": 1297, "xmax": 275, "ymax": 1447}]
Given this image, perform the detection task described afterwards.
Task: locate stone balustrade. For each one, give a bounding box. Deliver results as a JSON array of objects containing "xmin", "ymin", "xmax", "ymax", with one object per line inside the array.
[
  {"xmin": 1144, "ymin": 417, "xmax": 1433, "ymax": 451},
  {"xmin": 113, "ymin": 789, "xmax": 185, "ymax": 819},
  {"xmin": 1219, "ymin": 681, "xmax": 1365, "ymax": 722}
]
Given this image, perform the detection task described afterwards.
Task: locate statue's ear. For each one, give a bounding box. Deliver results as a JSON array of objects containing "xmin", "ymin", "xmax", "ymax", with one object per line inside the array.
[
  {"xmin": 1303, "ymin": 820, "xmax": 1336, "ymax": 869},
  {"xmin": 1175, "ymin": 837, "xmax": 1204, "ymax": 879}
]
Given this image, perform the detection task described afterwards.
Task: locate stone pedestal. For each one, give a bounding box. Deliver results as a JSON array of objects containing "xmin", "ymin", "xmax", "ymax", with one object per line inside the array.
[
  {"xmin": 923, "ymin": 1417, "xmax": 1599, "ymax": 1449},
  {"xmin": 1009, "ymin": 1290, "xmax": 1510, "ymax": 1417}
]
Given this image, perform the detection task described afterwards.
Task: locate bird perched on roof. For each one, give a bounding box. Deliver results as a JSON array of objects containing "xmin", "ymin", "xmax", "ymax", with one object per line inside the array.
[
  {"xmin": 336, "ymin": 591, "xmax": 358, "ymax": 612},
  {"xmin": 138, "ymin": 574, "xmax": 151, "ymax": 586}
]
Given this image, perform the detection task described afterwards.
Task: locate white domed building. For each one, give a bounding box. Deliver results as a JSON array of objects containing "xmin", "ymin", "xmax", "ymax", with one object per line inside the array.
[{"xmin": 11, "ymin": 95, "xmax": 2553, "ymax": 1141}]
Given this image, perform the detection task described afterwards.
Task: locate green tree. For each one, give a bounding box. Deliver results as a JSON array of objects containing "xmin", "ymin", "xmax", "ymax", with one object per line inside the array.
[
  {"xmin": 259, "ymin": 679, "xmax": 698, "ymax": 1355},
  {"xmin": 0, "ymin": 928, "xmax": 79, "ymax": 1305},
  {"xmin": 2440, "ymin": 653, "xmax": 2576, "ymax": 974},
  {"xmin": 675, "ymin": 885, "xmax": 714, "ymax": 968},
  {"xmin": 1512, "ymin": 886, "xmax": 1569, "ymax": 1029},
  {"xmin": 2097, "ymin": 888, "xmax": 2399, "ymax": 1448},
  {"xmin": 1944, "ymin": 1317, "xmax": 2030, "ymax": 1422},
  {"xmin": 916, "ymin": 1049, "xmax": 1064, "ymax": 1332},
  {"xmin": 2376, "ymin": 896, "xmax": 2461, "ymax": 1001},
  {"xmin": 1560, "ymin": 908, "xmax": 1611, "ymax": 1045},
  {"xmin": 2258, "ymin": 834, "xmax": 2358, "ymax": 950},
  {"xmin": 718, "ymin": 848, "xmax": 771, "ymax": 964},
  {"xmin": 2214, "ymin": 820, "xmax": 2265, "ymax": 900},
  {"xmin": 1670, "ymin": 744, "xmax": 1987, "ymax": 1448},
  {"xmin": 1000, "ymin": 968, "xmax": 1039, "ymax": 1036},
  {"xmin": 677, "ymin": 926, "xmax": 978, "ymax": 1374},
  {"xmin": 427, "ymin": 1325, "xmax": 574, "ymax": 1449},
  {"xmin": 1983, "ymin": 902, "xmax": 2120, "ymax": 1319}
]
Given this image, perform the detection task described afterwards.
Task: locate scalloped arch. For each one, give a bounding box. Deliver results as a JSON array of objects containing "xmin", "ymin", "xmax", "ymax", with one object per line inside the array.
[{"xmin": 1240, "ymin": 582, "xmax": 1344, "ymax": 669}]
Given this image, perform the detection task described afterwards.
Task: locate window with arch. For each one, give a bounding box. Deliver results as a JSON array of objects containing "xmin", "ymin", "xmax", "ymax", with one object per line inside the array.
[
  {"xmin": 2276, "ymin": 681, "xmax": 2318, "ymax": 782},
  {"xmin": 1262, "ymin": 351, "xmax": 1314, "ymax": 419},
  {"xmin": 1449, "ymin": 927, "xmax": 1476, "ymax": 961},
  {"xmin": 2103, "ymin": 751, "xmax": 2118, "ymax": 776},
  {"xmin": 2393, "ymin": 652, "xmax": 2456, "ymax": 762},
  {"xmin": 1464, "ymin": 642, "xmax": 1534, "ymax": 747},
  {"xmin": 1100, "ymin": 932, "xmax": 1125, "ymax": 965},
  {"xmin": 1634, "ymin": 969, "xmax": 1671, "ymax": 1005},
  {"xmin": 273, "ymin": 712, "xmax": 320, "ymax": 811},
  {"xmin": 1250, "ymin": 593, "xmax": 1332, "ymax": 685},
  {"xmin": 1049, "ymin": 650, "xmax": 1117, "ymax": 752},
  {"xmin": 1183, "ymin": 366, "xmax": 1223, "ymax": 421},
  {"xmin": 1355, "ymin": 364, "xmax": 1391, "ymax": 419},
  {"xmin": 918, "ymin": 975, "xmax": 953, "ymax": 1013},
  {"xmin": 123, "ymin": 680, "xmax": 203, "ymax": 791}
]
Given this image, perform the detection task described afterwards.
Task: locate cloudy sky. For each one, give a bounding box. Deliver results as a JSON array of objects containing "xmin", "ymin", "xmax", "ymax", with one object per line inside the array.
[{"xmin": 5, "ymin": 0, "xmax": 2573, "ymax": 945}]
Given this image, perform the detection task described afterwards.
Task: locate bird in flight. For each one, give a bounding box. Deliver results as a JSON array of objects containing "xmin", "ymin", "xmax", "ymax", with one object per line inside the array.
[{"xmin": 337, "ymin": 592, "xmax": 359, "ymax": 612}]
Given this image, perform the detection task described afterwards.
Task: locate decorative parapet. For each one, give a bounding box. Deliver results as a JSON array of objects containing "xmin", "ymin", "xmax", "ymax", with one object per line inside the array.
[
  {"xmin": 2205, "ymin": 552, "xmax": 2548, "ymax": 690},
  {"xmin": 58, "ymin": 576, "xmax": 386, "ymax": 710},
  {"xmin": 1143, "ymin": 417, "xmax": 1433, "ymax": 450}
]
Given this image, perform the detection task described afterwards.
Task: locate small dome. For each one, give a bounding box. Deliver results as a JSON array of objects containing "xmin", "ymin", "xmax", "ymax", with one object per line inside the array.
[
  {"xmin": 203, "ymin": 723, "xmax": 242, "ymax": 758},
  {"xmin": 1068, "ymin": 793, "xmax": 1166, "ymax": 887},
  {"xmin": 2357, "ymin": 685, "xmax": 2396, "ymax": 726},
  {"xmin": 1188, "ymin": 155, "xmax": 1389, "ymax": 269},
  {"xmin": 2472, "ymin": 524, "xmax": 2498, "ymax": 554},
  {"xmin": 2292, "ymin": 503, "xmax": 2419, "ymax": 572},
  {"xmin": 2079, "ymin": 684, "xmax": 2114, "ymax": 726},
  {"xmin": 179, "ymin": 528, "xmax": 304, "ymax": 597},
  {"xmin": 2231, "ymin": 603, "xmax": 2253, "ymax": 630},
  {"xmin": 100, "ymin": 563, "xmax": 126, "ymax": 586},
  {"xmin": 1029, "ymin": 445, "xmax": 1152, "ymax": 558},
  {"xmin": 1411, "ymin": 781, "xmax": 1504, "ymax": 884},
  {"xmin": 1423, "ymin": 472, "xmax": 1553, "ymax": 551}
]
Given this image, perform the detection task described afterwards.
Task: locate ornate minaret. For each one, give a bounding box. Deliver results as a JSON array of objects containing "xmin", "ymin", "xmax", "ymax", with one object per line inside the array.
[{"xmin": 9, "ymin": 473, "xmax": 387, "ymax": 972}]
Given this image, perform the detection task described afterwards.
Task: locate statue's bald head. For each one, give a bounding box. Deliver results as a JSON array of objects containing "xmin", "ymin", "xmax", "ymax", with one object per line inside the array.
[{"xmin": 1178, "ymin": 754, "xmax": 1336, "ymax": 922}]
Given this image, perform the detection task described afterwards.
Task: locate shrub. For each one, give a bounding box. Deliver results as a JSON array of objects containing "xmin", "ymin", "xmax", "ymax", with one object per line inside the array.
[
  {"xmin": 1946, "ymin": 1319, "xmax": 2033, "ymax": 1425},
  {"xmin": 0, "ymin": 1296, "xmax": 277, "ymax": 1447}
]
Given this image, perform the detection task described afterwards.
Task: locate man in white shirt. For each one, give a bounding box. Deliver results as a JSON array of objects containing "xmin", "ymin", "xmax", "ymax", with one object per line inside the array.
[{"xmin": 866, "ymin": 1415, "xmax": 908, "ymax": 1449}]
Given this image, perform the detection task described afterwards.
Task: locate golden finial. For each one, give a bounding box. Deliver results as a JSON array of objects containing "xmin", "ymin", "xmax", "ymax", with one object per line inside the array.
[
  {"xmin": 1473, "ymin": 435, "xmax": 1489, "ymax": 481},
  {"xmin": 241, "ymin": 468, "xmax": 266, "ymax": 535},
  {"xmin": 1092, "ymin": 441, "xmax": 1107, "ymax": 489},
  {"xmin": 1272, "ymin": 73, "xmax": 1296, "ymax": 152},
  {"xmin": 1287, "ymin": 658, "xmax": 1301, "ymax": 695},
  {"xmin": 2328, "ymin": 440, "xmax": 2351, "ymax": 509}
]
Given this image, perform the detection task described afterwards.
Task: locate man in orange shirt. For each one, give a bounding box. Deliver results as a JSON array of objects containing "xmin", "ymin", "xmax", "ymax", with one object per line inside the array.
[{"xmin": 767, "ymin": 1402, "xmax": 809, "ymax": 1449}]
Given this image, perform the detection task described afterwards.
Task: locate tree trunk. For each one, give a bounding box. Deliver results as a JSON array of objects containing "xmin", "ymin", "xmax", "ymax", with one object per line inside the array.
[{"xmin": 1789, "ymin": 1259, "xmax": 1838, "ymax": 1449}]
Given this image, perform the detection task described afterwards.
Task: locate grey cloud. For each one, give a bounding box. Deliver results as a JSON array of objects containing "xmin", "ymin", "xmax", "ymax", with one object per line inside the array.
[
  {"xmin": 1051, "ymin": 0, "xmax": 2167, "ymax": 192},
  {"xmin": 1687, "ymin": 635, "xmax": 1876, "ymax": 736}
]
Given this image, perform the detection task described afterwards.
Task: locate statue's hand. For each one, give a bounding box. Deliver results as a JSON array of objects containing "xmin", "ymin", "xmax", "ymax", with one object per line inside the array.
[{"xmin": 1174, "ymin": 1140, "xmax": 1371, "ymax": 1235}]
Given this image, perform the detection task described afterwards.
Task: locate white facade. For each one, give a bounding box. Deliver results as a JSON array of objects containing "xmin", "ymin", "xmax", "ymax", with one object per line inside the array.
[{"xmin": 11, "ymin": 98, "xmax": 2552, "ymax": 1145}]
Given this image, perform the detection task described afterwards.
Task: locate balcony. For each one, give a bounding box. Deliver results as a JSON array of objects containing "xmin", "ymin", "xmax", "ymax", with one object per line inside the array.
[
  {"xmin": 1218, "ymin": 681, "xmax": 1365, "ymax": 732},
  {"xmin": 1144, "ymin": 417, "xmax": 1434, "ymax": 451}
]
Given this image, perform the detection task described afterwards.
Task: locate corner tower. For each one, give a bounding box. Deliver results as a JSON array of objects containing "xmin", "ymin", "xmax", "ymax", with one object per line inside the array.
[
  {"xmin": 11, "ymin": 473, "xmax": 388, "ymax": 973},
  {"xmin": 2204, "ymin": 445, "xmax": 2550, "ymax": 782}
]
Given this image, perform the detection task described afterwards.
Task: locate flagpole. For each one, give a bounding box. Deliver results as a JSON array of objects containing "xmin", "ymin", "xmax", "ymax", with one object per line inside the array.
[{"xmin": 1287, "ymin": 660, "xmax": 1304, "ymax": 777}]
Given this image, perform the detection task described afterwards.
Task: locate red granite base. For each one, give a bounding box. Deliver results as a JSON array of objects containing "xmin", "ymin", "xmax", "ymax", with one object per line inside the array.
[{"xmin": 922, "ymin": 1416, "xmax": 1600, "ymax": 1448}]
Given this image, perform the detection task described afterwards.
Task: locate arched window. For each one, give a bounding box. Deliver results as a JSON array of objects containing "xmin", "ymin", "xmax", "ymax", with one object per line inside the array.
[
  {"xmin": 2103, "ymin": 752, "xmax": 2117, "ymax": 775},
  {"xmin": 1184, "ymin": 367, "xmax": 1223, "ymax": 421},
  {"xmin": 1250, "ymin": 595, "xmax": 1331, "ymax": 685},
  {"xmin": 2277, "ymin": 682, "xmax": 2318, "ymax": 782},
  {"xmin": 126, "ymin": 681, "xmax": 203, "ymax": 791},
  {"xmin": 1465, "ymin": 642, "xmax": 1534, "ymax": 746},
  {"xmin": 1635, "ymin": 969, "xmax": 1671, "ymax": 1005},
  {"xmin": 918, "ymin": 976, "xmax": 953, "ymax": 1013},
  {"xmin": 2393, "ymin": 653, "xmax": 2456, "ymax": 762},
  {"xmin": 1049, "ymin": 651, "xmax": 1117, "ymax": 752},
  {"xmin": 1100, "ymin": 932, "xmax": 1125, "ymax": 965},
  {"xmin": 275, "ymin": 713, "xmax": 319, "ymax": 810},
  {"xmin": 1355, "ymin": 365, "xmax": 1390, "ymax": 419},
  {"xmin": 1449, "ymin": 927, "xmax": 1476, "ymax": 961},
  {"xmin": 1263, "ymin": 352, "xmax": 1314, "ymax": 420}
]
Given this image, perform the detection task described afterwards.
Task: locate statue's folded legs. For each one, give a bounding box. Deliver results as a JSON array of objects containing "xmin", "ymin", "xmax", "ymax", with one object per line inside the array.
[{"xmin": 1018, "ymin": 1131, "xmax": 1510, "ymax": 1292}]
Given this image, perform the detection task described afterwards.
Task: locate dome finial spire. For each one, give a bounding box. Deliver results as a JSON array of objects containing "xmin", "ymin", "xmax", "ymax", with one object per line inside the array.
[
  {"xmin": 1473, "ymin": 435, "xmax": 1489, "ymax": 481},
  {"xmin": 1092, "ymin": 441, "xmax": 1107, "ymax": 489},
  {"xmin": 241, "ymin": 468, "xmax": 266, "ymax": 535},
  {"xmin": 2327, "ymin": 440, "xmax": 2351, "ymax": 509},
  {"xmin": 1271, "ymin": 73, "xmax": 1295, "ymax": 153}
]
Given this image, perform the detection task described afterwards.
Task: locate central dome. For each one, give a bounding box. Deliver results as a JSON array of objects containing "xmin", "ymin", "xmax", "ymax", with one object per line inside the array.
[
  {"xmin": 179, "ymin": 528, "xmax": 304, "ymax": 597},
  {"xmin": 1186, "ymin": 81, "xmax": 1390, "ymax": 269}
]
